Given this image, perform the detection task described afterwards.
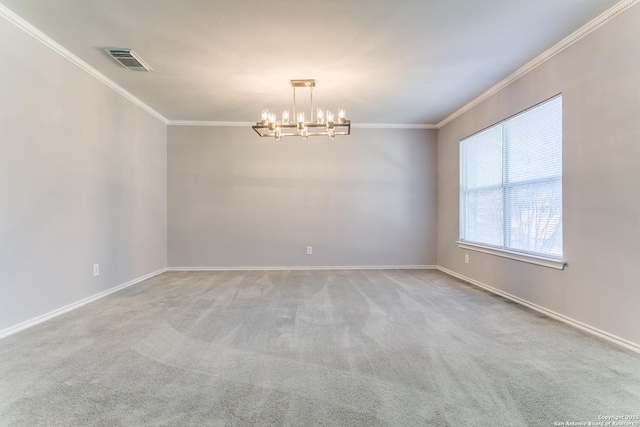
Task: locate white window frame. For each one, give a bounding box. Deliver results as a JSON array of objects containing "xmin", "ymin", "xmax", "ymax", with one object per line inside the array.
[{"xmin": 458, "ymin": 95, "xmax": 566, "ymax": 270}]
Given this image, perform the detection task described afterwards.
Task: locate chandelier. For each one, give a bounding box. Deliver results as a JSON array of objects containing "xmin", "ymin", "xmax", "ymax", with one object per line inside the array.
[{"xmin": 252, "ymin": 79, "xmax": 350, "ymax": 141}]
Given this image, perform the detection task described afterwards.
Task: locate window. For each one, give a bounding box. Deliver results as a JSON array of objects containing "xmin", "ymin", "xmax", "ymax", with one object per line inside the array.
[{"xmin": 460, "ymin": 96, "xmax": 563, "ymax": 263}]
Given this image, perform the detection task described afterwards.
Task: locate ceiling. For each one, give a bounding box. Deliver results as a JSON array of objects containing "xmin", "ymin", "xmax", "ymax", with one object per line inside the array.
[{"xmin": 0, "ymin": 0, "xmax": 622, "ymax": 125}]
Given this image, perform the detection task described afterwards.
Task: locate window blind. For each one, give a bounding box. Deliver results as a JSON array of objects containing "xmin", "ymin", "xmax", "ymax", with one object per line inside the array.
[{"xmin": 460, "ymin": 96, "xmax": 562, "ymax": 258}]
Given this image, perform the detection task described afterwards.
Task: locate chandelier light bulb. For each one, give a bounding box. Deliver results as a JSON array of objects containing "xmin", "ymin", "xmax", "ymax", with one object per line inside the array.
[
  {"xmin": 317, "ymin": 108, "xmax": 324, "ymax": 124},
  {"xmin": 326, "ymin": 111, "xmax": 335, "ymax": 124},
  {"xmin": 261, "ymin": 109, "xmax": 269, "ymax": 125},
  {"xmin": 327, "ymin": 110, "xmax": 334, "ymax": 122},
  {"xmin": 338, "ymin": 108, "xmax": 346, "ymax": 124},
  {"xmin": 282, "ymin": 110, "xmax": 290, "ymax": 124}
]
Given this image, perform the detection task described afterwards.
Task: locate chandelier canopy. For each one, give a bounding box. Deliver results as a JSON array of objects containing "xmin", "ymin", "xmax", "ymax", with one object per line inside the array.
[{"xmin": 252, "ymin": 79, "xmax": 350, "ymax": 141}]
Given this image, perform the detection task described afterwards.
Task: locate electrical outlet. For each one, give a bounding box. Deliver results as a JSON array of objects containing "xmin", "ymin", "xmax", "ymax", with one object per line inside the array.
[
  {"xmin": 464, "ymin": 254, "xmax": 469, "ymax": 264},
  {"xmin": 93, "ymin": 264, "xmax": 99, "ymax": 276},
  {"xmin": 307, "ymin": 246, "xmax": 313, "ymax": 255}
]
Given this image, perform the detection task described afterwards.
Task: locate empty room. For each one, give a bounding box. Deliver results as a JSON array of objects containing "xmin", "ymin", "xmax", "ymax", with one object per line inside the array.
[{"xmin": 1, "ymin": 0, "xmax": 639, "ymax": 425}]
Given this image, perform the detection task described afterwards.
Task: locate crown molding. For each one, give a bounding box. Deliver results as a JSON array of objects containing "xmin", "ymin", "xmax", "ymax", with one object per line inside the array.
[
  {"xmin": 437, "ymin": 0, "xmax": 639, "ymax": 128},
  {"xmin": 5, "ymin": 0, "xmax": 636, "ymax": 130},
  {"xmin": 168, "ymin": 121, "xmax": 438, "ymax": 129},
  {"xmin": 168, "ymin": 121, "xmax": 255, "ymax": 126},
  {"xmin": 0, "ymin": 4, "xmax": 169, "ymax": 124},
  {"xmin": 352, "ymin": 123, "xmax": 437, "ymax": 129}
]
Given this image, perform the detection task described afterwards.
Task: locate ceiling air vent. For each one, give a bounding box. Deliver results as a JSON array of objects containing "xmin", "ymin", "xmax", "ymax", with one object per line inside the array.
[{"xmin": 105, "ymin": 49, "xmax": 152, "ymax": 71}]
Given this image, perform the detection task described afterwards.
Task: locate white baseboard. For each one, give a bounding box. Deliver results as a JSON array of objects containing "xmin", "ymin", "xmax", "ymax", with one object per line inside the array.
[
  {"xmin": 0, "ymin": 268, "xmax": 168, "ymax": 340},
  {"xmin": 6, "ymin": 264, "xmax": 637, "ymax": 356},
  {"xmin": 437, "ymin": 266, "xmax": 640, "ymax": 355},
  {"xmin": 168, "ymin": 265, "xmax": 437, "ymax": 271}
]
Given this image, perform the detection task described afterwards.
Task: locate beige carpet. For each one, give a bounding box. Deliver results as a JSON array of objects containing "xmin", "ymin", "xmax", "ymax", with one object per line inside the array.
[{"xmin": 1, "ymin": 269, "xmax": 639, "ymax": 426}]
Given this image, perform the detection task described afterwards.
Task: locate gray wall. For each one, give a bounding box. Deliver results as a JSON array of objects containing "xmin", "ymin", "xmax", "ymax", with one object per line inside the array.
[
  {"xmin": 437, "ymin": 6, "xmax": 640, "ymax": 346},
  {"xmin": 0, "ymin": 18, "xmax": 167, "ymax": 332},
  {"xmin": 168, "ymin": 126, "xmax": 437, "ymax": 268}
]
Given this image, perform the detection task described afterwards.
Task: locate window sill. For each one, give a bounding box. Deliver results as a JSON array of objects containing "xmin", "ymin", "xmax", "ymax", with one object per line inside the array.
[{"xmin": 456, "ymin": 241, "xmax": 566, "ymax": 270}]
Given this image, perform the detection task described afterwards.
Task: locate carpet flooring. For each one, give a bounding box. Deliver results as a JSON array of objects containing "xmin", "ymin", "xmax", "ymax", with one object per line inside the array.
[{"xmin": 1, "ymin": 269, "xmax": 639, "ymax": 426}]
